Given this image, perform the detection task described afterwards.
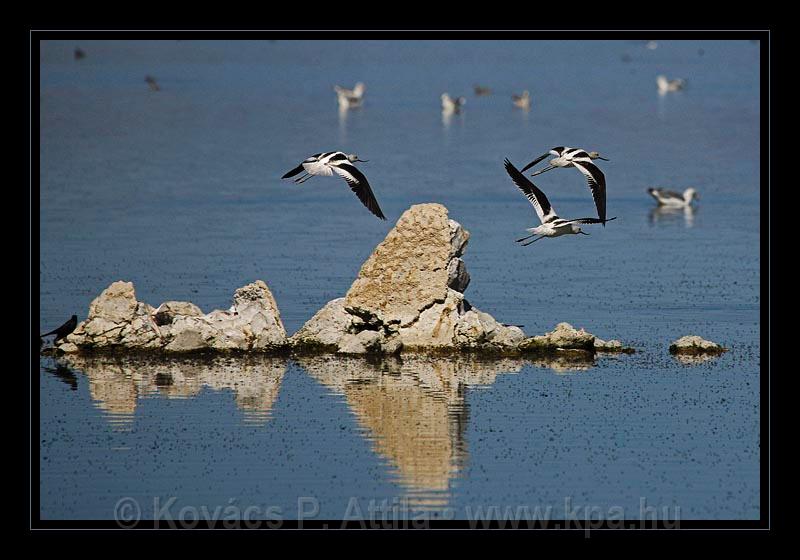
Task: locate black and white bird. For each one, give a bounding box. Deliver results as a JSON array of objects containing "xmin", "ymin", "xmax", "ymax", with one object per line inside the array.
[
  {"xmin": 281, "ymin": 151, "xmax": 386, "ymax": 220},
  {"xmin": 520, "ymin": 147, "xmax": 610, "ymax": 224},
  {"xmin": 504, "ymin": 159, "xmax": 615, "ymax": 246},
  {"xmin": 441, "ymin": 93, "xmax": 466, "ymax": 114},
  {"xmin": 334, "ymin": 82, "xmax": 365, "ymax": 109},
  {"xmin": 40, "ymin": 315, "xmax": 78, "ymax": 345},
  {"xmin": 647, "ymin": 187, "xmax": 699, "ymax": 207}
]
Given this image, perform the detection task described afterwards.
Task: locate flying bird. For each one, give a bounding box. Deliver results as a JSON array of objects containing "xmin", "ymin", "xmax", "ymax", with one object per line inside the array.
[
  {"xmin": 40, "ymin": 315, "xmax": 78, "ymax": 344},
  {"xmin": 504, "ymin": 159, "xmax": 615, "ymax": 246},
  {"xmin": 647, "ymin": 187, "xmax": 699, "ymax": 207},
  {"xmin": 520, "ymin": 147, "xmax": 610, "ymax": 224},
  {"xmin": 281, "ymin": 151, "xmax": 386, "ymax": 220},
  {"xmin": 441, "ymin": 93, "xmax": 466, "ymax": 114},
  {"xmin": 334, "ymin": 82, "xmax": 365, "ymax": 108}
]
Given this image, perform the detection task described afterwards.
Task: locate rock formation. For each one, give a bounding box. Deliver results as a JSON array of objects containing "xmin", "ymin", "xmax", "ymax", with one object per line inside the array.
[
  {"xmin": 54, "ymin": 280, "xmax": 287, "ymax": 354},
  {"xmin": 669, "ymin": 335, "xmax": 726, "ymax": 356},
  {"xmin": 290, "ymin": 203, "xmax": 525, "ymax": 354}
]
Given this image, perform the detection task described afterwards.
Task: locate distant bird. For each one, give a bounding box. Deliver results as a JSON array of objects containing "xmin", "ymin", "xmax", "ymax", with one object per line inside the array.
[
  {"xmin": 504, "ymin": 159, "xmax": 615, "ymax": 246},
  {"xmin": 657, "ymin": 75, "xmax": 686, "ymax": 93},
  {"xmin": 441, "ymin": 93, "xmax": 466, "ymax": 114},
  {"xmin": 520, "ymin": 147, "xmax": 610, "ymax": 224},
  {"xmin": 40, "ymin": 315, "xmax": 78, "ymax": 344},
  {"xmin": 281, "ymin": 151, "xmax": 386, "ymax": 220},
  {"xmin": 74, "ymin": 48, "xmax": 86, "ymax": 60},
  {"xmin": 646, "ymin": 41, "xmax": 659, "ymax": 50},
  {"xmin": 145, "ymin": 75, "xmax": 160, "ymax": 91},
  {"xmin": 512, "ymin": 90, "xmax": 531, "ymax": 110},
  {"xmin": 473, "ymin": 85, "xmax": 492, "ymax": 96},
  {"xmin": 334, "ymin": 82, "xmax": 365, "ymax": 108},
  {"xmin": 647, "ymin": 187, "xmax": 699, "ymax": 207}
]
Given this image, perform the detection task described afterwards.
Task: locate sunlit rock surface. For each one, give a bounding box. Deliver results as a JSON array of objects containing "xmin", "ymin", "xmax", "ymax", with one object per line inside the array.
[
  {"xmin": 56, "ymin": 280, "xmax": 287, "ymax": 354},
  {"xmin": 291, "ymin": 203, "xmax": 524, "ymax": 354},
  {"xmin": 669, "ymin": 335, "xmax": 727, "ymax": 356}
]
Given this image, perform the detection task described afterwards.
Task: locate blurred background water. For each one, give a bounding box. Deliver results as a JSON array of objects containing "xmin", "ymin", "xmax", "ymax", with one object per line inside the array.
[{"xmin": 38, "ymin": 39, "xmax": 760, "ymax": 521}]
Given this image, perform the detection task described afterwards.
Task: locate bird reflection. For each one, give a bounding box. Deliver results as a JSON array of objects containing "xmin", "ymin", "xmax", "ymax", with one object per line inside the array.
[
  {"xmin": 42, "ymin": 362, "xmax": 79, "ymax": 391},
  {"xmin": 648, "ymin": 205, "xmax": 696, "ymax": 228}
]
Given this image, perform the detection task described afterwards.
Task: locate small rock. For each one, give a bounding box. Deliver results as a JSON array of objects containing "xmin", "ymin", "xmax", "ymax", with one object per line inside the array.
[
  {"xmin": 594, "ymin": 337, "xmax": 635, "ymax": 354},
  {"xmin": 669, "ymin": 335, "xmax": 726, "ymax": 355}
]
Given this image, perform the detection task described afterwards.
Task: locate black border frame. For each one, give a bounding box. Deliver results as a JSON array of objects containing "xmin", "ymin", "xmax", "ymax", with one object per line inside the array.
[{"xmin": 29, "ymin": 28, "xmax": 770, "ymax": 532}]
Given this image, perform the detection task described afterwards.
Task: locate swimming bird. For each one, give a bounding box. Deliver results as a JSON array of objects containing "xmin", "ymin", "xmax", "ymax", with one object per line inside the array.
[
  {"xmin": 334, "ymin": 82, "xmax": 365, "ymax": 108},
  {"xmin": 647, "ymin": 187, "xmax": 699, "ymax": 207},
  {"xmin": 281, "ymin": 151, "xmax": 386, "ymax": 220},
  {"xmin": 504, "ymin": 159, "xmax": 615, "ymax": 246},
  {"xmin": 74, "ymin": 48, "xmax": 86, "ymax": 60},
  {"xmin": 657, "ymin": 75, "xmax": 686, "ymax": 93},
  {"xmin": 40, "ymin": 315, "xmax": 78, "ymax": 343},
  {"xmin": 145, "ymin": 75, "xmax": 160, "ymax": 91},
  {"xmin": 512, "ymin": 90, "xmax": 531, "ymax": 110},
  {"xmin": 473, "ymin": 85, "xmax": 492, "ymax": 96},
  {"xmin": 441, "ymin": 93, "xmax": 466, "ymax": 114},
  {"xmin": 520, "ymin": 147, "xmax": 610, "ymax": 224}
]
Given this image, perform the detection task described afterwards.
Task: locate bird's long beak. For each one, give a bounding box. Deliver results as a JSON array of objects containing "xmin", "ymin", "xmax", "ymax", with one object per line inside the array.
[
  {"xmin": 597, "ymin": 156, "xmax": 610, "ymax": 161},
  {"xmin": 579, "ymin": 231, "xmax": 590, "ymax": 235},
  {"xmin": 355, "ymin": 158, "xmax": 369, "ymax": 163},
  {"xmin": 530, "ymin": 165, "xmax": 555, "ymax": 177}
]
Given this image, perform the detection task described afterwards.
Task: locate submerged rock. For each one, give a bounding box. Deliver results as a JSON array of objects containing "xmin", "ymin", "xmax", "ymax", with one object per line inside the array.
[
  {"xmin": 56, "ymin": 280, "xmax": 287, "ymax": 354},
  {"xmin": 291, "ymin": 203, "xmax": 523, "ymax": 354},
  {"xmin": 669, "ymin": 335, "xmax": 726, "ymax": 356}
]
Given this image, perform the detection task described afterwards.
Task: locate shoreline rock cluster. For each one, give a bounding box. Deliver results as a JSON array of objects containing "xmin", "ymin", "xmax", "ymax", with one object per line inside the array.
[{"xmin": 46, "ymin": 203, "xmax": 714, "ymax": 359}]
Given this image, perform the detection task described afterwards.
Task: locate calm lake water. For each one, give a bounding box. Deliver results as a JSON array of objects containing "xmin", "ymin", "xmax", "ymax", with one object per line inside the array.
[{"xmin": 38, "ymin": 39, "xmax": 760, "ymax": 522}]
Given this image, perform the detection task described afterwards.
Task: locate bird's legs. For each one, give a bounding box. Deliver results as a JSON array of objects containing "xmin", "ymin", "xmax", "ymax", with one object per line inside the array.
[
  {"xmin": 520, "ymin": 235, "xmax": 545, "ymax": 246},
  {"xmin": 294, "ymin": 173, "xmax": 313, "ymax": 184},
  {"xmin": 530, "ymin": 165, "xmax": 556, "ymax": 177}
]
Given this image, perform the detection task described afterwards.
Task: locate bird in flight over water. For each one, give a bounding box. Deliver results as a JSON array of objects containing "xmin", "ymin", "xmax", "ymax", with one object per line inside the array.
[
  {"xmin": 281, "ymin": 151, "xmax": 386, "ymax": 220},
  {"xmin": 520, "ymin": 146, "xmax": 610, "ymax": 225},
  {"xmin": 504, "ymin": 159, "xmax": 615, "ymax": 246}
]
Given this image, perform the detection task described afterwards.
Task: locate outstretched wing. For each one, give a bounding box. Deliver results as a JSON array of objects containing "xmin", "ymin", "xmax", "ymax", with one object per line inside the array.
[
  {"xmin": 520, "ymin": 152, "xmax": 550, "ymax": 173},
  {"xmin": 561, "ymin": 217, "xmax": 617, "ymax": 226},
  {"xmin": 572, "ymin": 160, "xmax": 607, "ymax": 223},
  {"xmin": 503, "ymin": 158, "xmax": 558, "ymax": 224},
  {"xmin": 281, "ymin": 163, "xmax": 305, "ymax": 179},
  {"xmin": 331, "ymin": 163, "xmax": 387, "ymax": 220}
]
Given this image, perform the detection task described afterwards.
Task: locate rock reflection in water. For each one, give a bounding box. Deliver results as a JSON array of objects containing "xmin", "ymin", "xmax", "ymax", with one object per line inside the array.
[
  {"xmin": 57, "ymin": 355, "xmax": 288, "ymax": 426},
  {"xmin": 297, "ymin": 355, "xmax": 527, "ymax": 509}
]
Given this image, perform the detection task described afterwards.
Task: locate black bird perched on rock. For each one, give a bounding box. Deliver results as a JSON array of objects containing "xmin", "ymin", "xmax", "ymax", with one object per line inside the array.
[{"xmin": 40, "ymin": 315, "xmax": 78, "ymax": 344}]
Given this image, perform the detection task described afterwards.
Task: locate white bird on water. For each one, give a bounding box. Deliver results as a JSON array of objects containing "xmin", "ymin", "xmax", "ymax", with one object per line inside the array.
[
  {"xmin": 334, "ymin": 82, "xmax": 365, "ymax": 108},
  {"xmin": 657, "ymin": 75, "xmax": 686, "ymax": 94},
  {"xmin": 520, "ymin": 147, "xmax": 610, "ymax": 225},
  {"xmin": 512, "ymin": 90, "xmax": 531, "ymax": 110},
  {"xmin": 504, "ymin": 159, "xmax": 615, "ymax": 246},
  {"xmin": 647, "ymin": 187, "xmax": 699, "ymax": 208},
  {"xmin": 441, "ymin": 93, "xmax": 466, "ymax": 114},
  {"xmin": 281, "ymin": 151, "xmax": 386, "ymax": 220}
]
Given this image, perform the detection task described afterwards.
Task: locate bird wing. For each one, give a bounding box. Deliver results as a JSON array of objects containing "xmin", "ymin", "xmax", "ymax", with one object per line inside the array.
[
  {"xmin": 520, "ymin": 152, "xmax": 550, "ymax": 173},
  {"xmin": 331, "ymin": 163, "xmax": 387, "ymax": 220},
  {"xmin": 503, "ymin": 159, "xmax": 557, "ymax": 224},
  {"xmin": 281, "ymin": 163, "xmax": 306, "ymax": 179},
  {"xmin": 572, "ymin": 160, "xmax": 607, "ymax": 223},
  {"xmin": 561, "ymin": 217, "xmax": 617, "ymax": 226}
]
